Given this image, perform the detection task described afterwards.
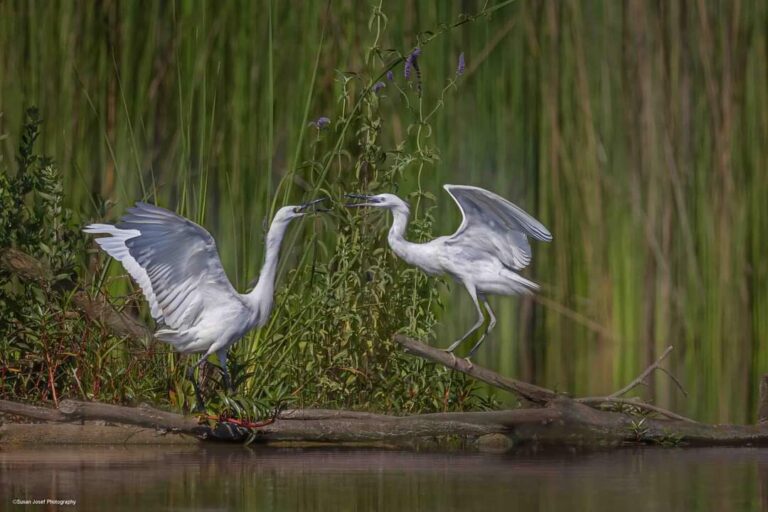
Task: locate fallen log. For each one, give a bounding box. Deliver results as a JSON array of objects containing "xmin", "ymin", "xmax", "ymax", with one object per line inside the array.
[
  {"xmin": 0, "ymin": 423, "xmax": 198, "ymax": 445},
  {"xmin": 3, "ymin": 397, "xmax": 768, "ymax": 447}
]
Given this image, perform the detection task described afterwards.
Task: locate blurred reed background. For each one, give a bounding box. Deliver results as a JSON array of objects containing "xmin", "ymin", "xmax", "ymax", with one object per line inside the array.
[{"xmin": 0, "ymin": 0, "xmax": 765, "ymax": 422}]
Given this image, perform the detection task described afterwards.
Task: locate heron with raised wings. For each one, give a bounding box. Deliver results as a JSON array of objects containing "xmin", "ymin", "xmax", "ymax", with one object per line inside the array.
[
  {"xmin": 346, "ymin": 185, "xmax": 551, "ymax": 359},
  {"xmin": 84, "ymin": 199, "xmax": 326, "ymax": 409}
]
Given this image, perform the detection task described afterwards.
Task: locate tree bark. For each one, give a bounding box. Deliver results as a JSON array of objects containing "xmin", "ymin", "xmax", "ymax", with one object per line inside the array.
[{"xmin": 394, "ymin": 334, "xmax": 559, "ymax": 404}]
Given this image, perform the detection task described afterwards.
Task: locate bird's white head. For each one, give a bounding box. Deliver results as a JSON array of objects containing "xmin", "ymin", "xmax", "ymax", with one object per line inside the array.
[{"xmin": 344, "ymin": 193, "xmax": 409, "ymax": 212}]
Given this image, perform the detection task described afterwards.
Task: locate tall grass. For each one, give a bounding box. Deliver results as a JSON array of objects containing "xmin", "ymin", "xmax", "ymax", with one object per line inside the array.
[{"xmin": 0, "ymin": 1, "xmax": 765, "ymax": 422}]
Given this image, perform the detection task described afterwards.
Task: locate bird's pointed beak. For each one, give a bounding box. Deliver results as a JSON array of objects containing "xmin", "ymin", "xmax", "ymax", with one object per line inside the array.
[
  {"xmin": 294, "ymin": 197, "xmax": 329, "ymax": 215},
  {"xmin": 344, "ymin": 193, "xmax": 378, "ymax": 208}
]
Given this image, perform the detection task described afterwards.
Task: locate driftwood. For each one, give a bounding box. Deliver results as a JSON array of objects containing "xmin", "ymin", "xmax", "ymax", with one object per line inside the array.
[{"xmin": 3, "ymin": 396, "xmax": 768, "ymax": 447}]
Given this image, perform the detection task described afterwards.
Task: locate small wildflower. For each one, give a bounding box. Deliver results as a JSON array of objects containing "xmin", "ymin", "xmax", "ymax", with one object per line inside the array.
[
  {"xmin": 456, "ymin": 52, "xmax": 465, "ymax": 77},
  {"xmin": 404, "ymin": 47, "xmax": 421, "ymax": 80},
  {"xmin": 372, "ymin": 81, "xmax": 386, "ymax": 94},
  {"xmin": 386, "ymin": 70, "xmax": 394, "ymax": 81},
  {"xmin": 310, "ymin": 116, "xmax": 331, "ymax": 129}
]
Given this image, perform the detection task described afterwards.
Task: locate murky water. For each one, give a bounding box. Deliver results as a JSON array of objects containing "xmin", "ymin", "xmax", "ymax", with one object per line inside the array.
[{"xmin": 1, "ymin": 445, "xmax": 767, "ymax": 511}]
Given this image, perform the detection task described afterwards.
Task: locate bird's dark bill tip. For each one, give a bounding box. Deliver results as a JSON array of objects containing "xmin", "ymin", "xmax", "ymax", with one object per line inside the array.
[
  {"xmin": 344, "ymin": 193, "xmax": 376, "ymax": 207},
  {"xmin": 295, "ymin": 197, "xmax": 329, "ymax": 214}
]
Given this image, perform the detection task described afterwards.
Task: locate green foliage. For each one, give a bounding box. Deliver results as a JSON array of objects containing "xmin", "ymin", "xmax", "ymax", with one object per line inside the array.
[
  {"xmin": 0, "ymin": 110, "xmax": 171, "ymax": 405},
  {"xmin": 654, "ymin": 430, "xmax": 685, "ymax": 448},
  {"xmin": 232, "ymin": 3, "xmax": 493, "ymax": 414},
  {"xmin": 0, "ymin": 108, "xmax": 84, "ymax": 402},
  {"xmin": 0, "ymin": 108, "xmax": 79, "ymax": 270},
  {"xmin": 628, "ymin": 418, "xmax": 651, "ymax": 442}
]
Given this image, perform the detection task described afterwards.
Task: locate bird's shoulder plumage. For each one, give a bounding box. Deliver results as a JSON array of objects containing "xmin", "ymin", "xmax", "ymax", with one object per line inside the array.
[{"xmin": 442, "ymin": 184, "xmax": 551, "ymax": 270}]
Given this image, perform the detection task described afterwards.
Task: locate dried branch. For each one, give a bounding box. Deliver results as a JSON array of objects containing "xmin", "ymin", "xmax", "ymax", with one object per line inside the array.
[
  {"xmin": 394, "ymin": 334, "xmax": 560, "ymax": 405},
  {"xmin": 396, "ymin": 335, "xmax": 700, "ymax": 425},
  {"xmin": 608, "ymin": 345, "xmax": 686, "ymax": 398},
  {"xmin": 0, "ymin": 247, "xmax": 152, "ymax": 341}
]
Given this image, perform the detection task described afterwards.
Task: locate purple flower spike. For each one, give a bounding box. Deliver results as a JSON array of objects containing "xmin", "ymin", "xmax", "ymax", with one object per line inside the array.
[
  {"xmin": 312, "ymin": 116, "xmax": 331, "ymax": 129},
  {"xmin": 386, "ymin": 70, "xmax": 394, "ymax": 81},
  {"xmin": 404, "ymin": 47, "xmax": 421, "ymax": 80},
  {"xmin": 456, "ymin": 52, "xmax": 465, "ymax": 77},
  {"xmin": 372, "ymin": 81, "xmax": 386, "ymax": 94}
]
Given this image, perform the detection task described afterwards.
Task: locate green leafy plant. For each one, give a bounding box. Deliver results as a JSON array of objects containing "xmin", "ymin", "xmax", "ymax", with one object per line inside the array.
[
  {"xmin": 224, "ymin": 3, "xmax": 496, "ymax": 414},
  {"xmin": 0, "ymin": 109, "xmax": 172, "ymax": 405},
  {"xmin": 628, "ymin": 418, "xmax": 650, "ymax": 442}
]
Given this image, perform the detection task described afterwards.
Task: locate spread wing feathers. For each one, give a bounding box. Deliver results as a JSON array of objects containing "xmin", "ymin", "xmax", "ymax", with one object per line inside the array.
[
  {"xmin": 82, "ymin": 224, "xmax": 163, "ymax": 319},
  {"xmin": 85, "ymin": 202, "xmax": 237, "ymax": 330},
  {"xmin": 444, "ymin": 184, "xmax": 552, "ymax": 270}
]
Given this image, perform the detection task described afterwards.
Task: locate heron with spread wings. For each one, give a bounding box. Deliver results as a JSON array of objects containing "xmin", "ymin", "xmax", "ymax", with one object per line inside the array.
[
  {"xmin": 84, "ymin": 199, "xmax": 325, "ymax": 409},
  {"xmin": 346, "ymin": 185, "xmax": 551, "ymax": 358}
]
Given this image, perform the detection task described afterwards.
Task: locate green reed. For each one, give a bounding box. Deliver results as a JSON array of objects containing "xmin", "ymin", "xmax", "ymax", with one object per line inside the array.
[{"xmin": 0, "ymin": 1, "xmax": 766, "ymax": 422}]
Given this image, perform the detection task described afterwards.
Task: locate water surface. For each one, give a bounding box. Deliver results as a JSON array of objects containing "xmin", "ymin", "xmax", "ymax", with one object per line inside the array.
[{"xmin": 1, "ymin": 445, "xmax": 767, "ymax": 511}]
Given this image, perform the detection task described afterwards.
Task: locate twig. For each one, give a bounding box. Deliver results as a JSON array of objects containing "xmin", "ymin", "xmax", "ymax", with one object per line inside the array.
[
  {"xmin": 532, "ymin": 295, "xmax": 615, "ymax": 341},
  {"xmin": 657, "ymin": 367, "xmax": 688, "ymax": 397},
  {"xmin": 608, "ymin": 345, "xmax": 686, "ymax": 398}
]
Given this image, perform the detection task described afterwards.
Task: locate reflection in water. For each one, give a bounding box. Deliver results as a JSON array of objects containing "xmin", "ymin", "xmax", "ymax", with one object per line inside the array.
[{"xmin": 1, "ymin": 446, "xmax": 767, "ymax": 511}]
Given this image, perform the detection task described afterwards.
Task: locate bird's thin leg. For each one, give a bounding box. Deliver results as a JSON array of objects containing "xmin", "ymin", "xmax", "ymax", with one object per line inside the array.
[
  {"xmin": 187, "ymin": 355, "xmax": 208, "ymax": 412},
  {"xmin": 467, "ymin": 297, "xmax": 497, "ymax": 359},
  {"xmin": 444, "ymin": 284, "xmax": 486, "ymax": 353},
  {"xmin": 216, "ymin": 349, "xmax": 234, "ymax": 393}
]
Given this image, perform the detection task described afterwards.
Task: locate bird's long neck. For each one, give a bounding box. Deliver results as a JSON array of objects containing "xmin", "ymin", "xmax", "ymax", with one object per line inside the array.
[
  {"xmin": 246, "ymin": 218, "xmax": 291, "ymax": 322},
  {"xmin": 387, "ymin": 206, "xmax": 416, "ymax": 262}
]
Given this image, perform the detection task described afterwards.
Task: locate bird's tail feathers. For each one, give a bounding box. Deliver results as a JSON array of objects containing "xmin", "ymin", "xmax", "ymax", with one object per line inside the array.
[
  {"xmin": 505, "ymin": 271, "xmax": 540, "ymax": 294},
  {"xmin": 155, "ymin": 328, "xmax": 194, "ymax": 350}
]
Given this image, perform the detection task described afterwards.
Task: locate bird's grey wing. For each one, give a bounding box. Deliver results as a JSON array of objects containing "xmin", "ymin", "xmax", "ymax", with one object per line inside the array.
[
  {"xmin": 83, "ymin": 223, "xmax": 163, "ymax": 320},
  {"xmin": 443, "ymin": 184, "xmax": 552, "ymax": 270},
  {"xmin": 114, "ymin": 202, "xmax": 238, "ymax": 329}
]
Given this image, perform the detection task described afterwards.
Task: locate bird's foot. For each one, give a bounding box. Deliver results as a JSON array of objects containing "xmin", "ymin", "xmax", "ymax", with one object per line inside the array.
[
  {"xmin": 463, "ymin": 357, "xmax": 474, "ymax": 370},
  {"xmin": 442, "ymin": 349, "xmax": 458, "ymax": 368}
]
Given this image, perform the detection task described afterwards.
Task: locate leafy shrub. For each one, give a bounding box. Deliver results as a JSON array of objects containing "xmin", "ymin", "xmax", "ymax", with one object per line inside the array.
[
  {"xmin": 231, "ymin": 8, "xmax": 493, "ymax": 414},
  {"xmin": 0, "ymin": 109, "xmax": 170, "ymax": 405}
]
